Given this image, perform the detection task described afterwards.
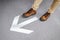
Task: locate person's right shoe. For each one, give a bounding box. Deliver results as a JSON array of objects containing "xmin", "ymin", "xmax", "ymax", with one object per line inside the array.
[
  {"xmin": 40, "ymin": 12, "xmax": 51, "ymax": 21},
  {"xmin": 22, "ymin": 8, "xmax": 36, "ymax": 18}
]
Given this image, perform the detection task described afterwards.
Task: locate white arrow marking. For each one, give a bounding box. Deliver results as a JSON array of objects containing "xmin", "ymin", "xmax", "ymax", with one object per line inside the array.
[{"xmin": 10, "ymin": 15, "xmax": 38, "ymax": 34}]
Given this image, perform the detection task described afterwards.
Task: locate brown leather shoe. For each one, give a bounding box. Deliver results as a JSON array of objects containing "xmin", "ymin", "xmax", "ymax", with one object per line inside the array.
[
  {"xmin": 40, "ymin": 12, "xmax": 50, "ymax": 21},
  {"xmin": 22, "ymin": 8, "xmax": 36, "ymax": 18}
]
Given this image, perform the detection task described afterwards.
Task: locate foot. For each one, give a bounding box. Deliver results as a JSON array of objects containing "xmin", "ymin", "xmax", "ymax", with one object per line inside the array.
[
  {"xmin": 40, "ymin": 12, "xmax": 51, "ymax": 21},
  {"xmin": 22, "ymin": 8, "xmax": 36, "ymax": 18}
]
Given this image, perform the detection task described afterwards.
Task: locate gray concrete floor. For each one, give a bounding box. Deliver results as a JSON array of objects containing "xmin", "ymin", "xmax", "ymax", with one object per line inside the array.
[{"xmin": 0, "ymin": 0, "xmax": 60, "ymax": 40}]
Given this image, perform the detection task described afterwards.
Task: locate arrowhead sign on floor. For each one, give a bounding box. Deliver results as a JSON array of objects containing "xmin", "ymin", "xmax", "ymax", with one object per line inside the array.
[{"xmin": 10, "ymin": 15, "xmax": 38, "ymax": 34}]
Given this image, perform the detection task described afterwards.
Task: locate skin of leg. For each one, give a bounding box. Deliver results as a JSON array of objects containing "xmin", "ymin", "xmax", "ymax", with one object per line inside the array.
[
  {"xmin": 32, "ymin": 0, "xmax": 43, "ymax": 10},
  {"xmin": 48, "ymin": 0, "xmax": 60, "ymax": 13}
]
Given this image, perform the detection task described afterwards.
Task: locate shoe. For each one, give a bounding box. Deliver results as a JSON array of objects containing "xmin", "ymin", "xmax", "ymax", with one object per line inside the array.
[
  {"xmin": 40, "ymin": 12, "xmax": 50, "ymax": 21},
  {"xmin": 22, "ymin": 8, "xmax": 36, "ymax": 18}
]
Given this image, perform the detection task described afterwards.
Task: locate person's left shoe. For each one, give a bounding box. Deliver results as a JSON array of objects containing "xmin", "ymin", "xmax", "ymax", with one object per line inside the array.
[
  {"xmin": 40, "ymin": 12, "xmax": 51, "ymax": 21},
  {"xmin": 22, "ymin": 8, "xmax": 36, "ymax": 18}
]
